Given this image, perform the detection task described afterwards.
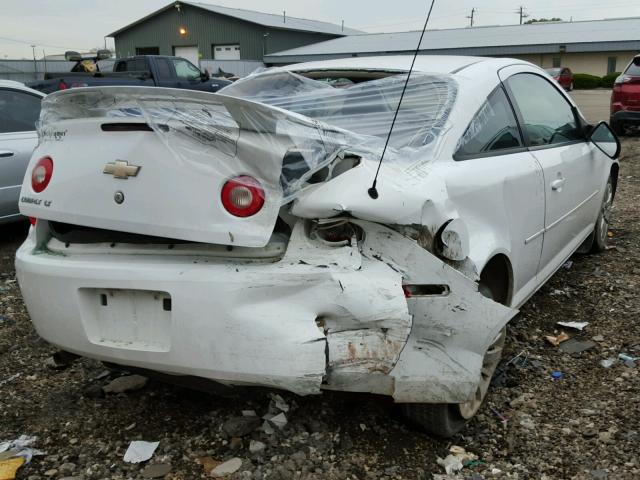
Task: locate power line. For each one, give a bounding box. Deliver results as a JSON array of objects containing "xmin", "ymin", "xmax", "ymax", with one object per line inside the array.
[{"xmin": 0, "ymin": 34, "xmax": 92, "ymax": 51}]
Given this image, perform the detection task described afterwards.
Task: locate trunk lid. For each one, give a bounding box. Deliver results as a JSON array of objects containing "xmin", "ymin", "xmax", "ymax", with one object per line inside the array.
[{"xmin": 20, "ymin": 87, "xmax": 351, "ymax": 247}]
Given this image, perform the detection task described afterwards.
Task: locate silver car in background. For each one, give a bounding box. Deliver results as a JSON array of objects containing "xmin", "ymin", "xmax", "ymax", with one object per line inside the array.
[{"xmin": 0, "ymin": 80, "xmax": 44, "ymax": 224}]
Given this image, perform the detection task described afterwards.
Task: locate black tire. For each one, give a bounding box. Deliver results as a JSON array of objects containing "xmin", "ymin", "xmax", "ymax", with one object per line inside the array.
[
  {"xmin": 400, "ymin": 403, "xmax": 467, "ymax": 438},
  {"xmin": 399, "ymin": 286, "xmax": 506, "ymax": 438},
  {"xmin": 590, "ymin": 176, "xmax": 614, "ymax": 253}
]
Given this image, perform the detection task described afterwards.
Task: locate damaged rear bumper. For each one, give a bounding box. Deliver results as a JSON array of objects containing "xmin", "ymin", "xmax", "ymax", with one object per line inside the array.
[{"xmin": 15, "ymin": 221, "xmax": 516, "ymax": 403}]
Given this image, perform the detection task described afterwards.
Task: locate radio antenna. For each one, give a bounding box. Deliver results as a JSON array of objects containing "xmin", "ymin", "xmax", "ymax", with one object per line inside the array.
[{"xmin": 368, "ymin": 0, "xmax": 437, "ymax": 200}]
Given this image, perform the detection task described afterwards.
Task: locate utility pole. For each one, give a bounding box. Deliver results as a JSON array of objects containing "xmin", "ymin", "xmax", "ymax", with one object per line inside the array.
[
  {"xmin": 466, "ymin": 8, "xmax": 475, "ymax": 27},
  {"xmin": 517, "ymin": 6, "xmax": 529, "ymax": 25},
  {"xmin": 31, "ymin": 44, "xmax": 37, "ymax": 79}
]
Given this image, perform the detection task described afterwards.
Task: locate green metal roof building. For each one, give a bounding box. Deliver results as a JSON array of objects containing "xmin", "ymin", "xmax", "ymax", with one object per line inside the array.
[{"xmin": 108, "ymin": 1, "xmax": 360, "ymax": 65}]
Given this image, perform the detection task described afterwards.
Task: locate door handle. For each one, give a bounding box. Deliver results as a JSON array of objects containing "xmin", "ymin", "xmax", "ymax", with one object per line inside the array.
[
  {"xmin": 0, "ymin": 150, "xmax": 15, "ymax": 158},
  {"xmin": 551, "ymin": 177, "xmax": 566, "ymax": 191}
]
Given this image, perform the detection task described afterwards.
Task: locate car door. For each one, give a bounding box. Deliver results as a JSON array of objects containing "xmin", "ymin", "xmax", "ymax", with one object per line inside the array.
[
  {"xmin": 0, "ymin": 87, "xmax": 42, "ymax": 222},
  {"xmin": 502, "ymin": 70, "xmax": 605, "ymax": 282},
  {"xmin": 445, "ymin": 85, "xmax": 545, "ymax": 307},
  {"xmin": 152, "ymin": 57, "xmax": 177, "ymax": 89}
]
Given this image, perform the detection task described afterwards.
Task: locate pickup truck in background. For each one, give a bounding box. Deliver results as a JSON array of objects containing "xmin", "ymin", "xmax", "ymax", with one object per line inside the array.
[{"xmin": 28, "ymin": 53, "xmax": 232, "ymax": 94}]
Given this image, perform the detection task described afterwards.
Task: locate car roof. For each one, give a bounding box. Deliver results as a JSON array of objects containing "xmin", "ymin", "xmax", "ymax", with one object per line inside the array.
[
  {"xmin": 0, "ymin": 80, "xmax": 45, "ymax": 97},
  {"xmin": 284, "ymin": 55, "xmax": 521, "ymax": 75}
]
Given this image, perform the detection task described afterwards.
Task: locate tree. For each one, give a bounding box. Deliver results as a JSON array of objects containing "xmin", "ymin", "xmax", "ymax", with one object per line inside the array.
[{"xmin": 525, "ymin": 17, "xmax": 563, "ymax": 24}]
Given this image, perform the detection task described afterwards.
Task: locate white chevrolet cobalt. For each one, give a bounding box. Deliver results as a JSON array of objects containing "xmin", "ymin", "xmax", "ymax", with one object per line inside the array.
[{"xmin": 16, "ymin": 56, "xmax": 620, "ymax": 437}]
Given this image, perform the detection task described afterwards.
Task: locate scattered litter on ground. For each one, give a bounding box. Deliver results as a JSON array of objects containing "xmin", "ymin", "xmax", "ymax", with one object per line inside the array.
[
  {"xmin": 551, "ymin": 371, "xmax": 563, "ymax": 380},
  {"xmin": 618, "ymin": 353, "xmax": 638, "ymax": 362},
  {"xmin": 210, "ymin": 457, "xmax": 242, "ymax": 477},
  {"xmin": 270, "ymin": 393, "xmax": 290, "ymax": 413},
  {"xmin": 102, "ymin": 375, "xmax": 148, "ymax": 394},
  {"xmin": 557, "ymin": 321, "xmax": 589, "ymax": 331},
  {"xmin": 449, "ymin": 445, "xmax": 478, "ymax": 465},
  {"xmin": 559, "ymin": 338, "xmax": 597, "ymax": 354},
  {"xmin": 563, "ymin": 260, "xmax": 573, "ymax": 269},
  {"xmin": 592, "ymin": 335, "xmax": 605, "ymax": 342},
  {"xmin": 545, "ymin": 331, "xmax": 570, "ymax": 346},
  {"xmin": 601, "ymin": 358, "xmax": 617, "ymax": 368},
  {"xmin": 123, "ymin": 441, "xmax": 159, "ymax": 464},
  {"xmin": 270, "ymin": 413, "xmax": 288, "ymax": 429},
  {"xmin": 0, "ymin": 435, "xmax": 42, "ymax": 463},
  {"xmin": 436, "ymin": 445, "xmax": 479, "ymax": 475},
  {"xmin": 0, "ymin": 457, "xmax": 24, "ymax": 480},
  {"xmin": 436, "ymin": 454, "xmax": 463, "ymax": 475}
]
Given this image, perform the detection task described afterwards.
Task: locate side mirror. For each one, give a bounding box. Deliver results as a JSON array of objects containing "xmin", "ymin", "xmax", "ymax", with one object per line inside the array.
[
  {"xmin": 96, "ymin": 49, "xmax": 112, "ymax": 60},
  {"xmin": 589, "ymin": 122, "xmax": 621, "ymax": 159},
  {"xmin": 65, "ymin": 50, "xmax": 82, "ymax": 62},
  {"xmin": 633, "ymin": 56, "xmax": 640, "ymax": 67},
  {"xmin": 201, "ymin": 69, "xmax": 211, "ymax": 81}
]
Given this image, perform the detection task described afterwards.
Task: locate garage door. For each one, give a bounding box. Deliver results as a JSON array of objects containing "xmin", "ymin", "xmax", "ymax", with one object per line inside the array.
[
  {"xmin": 214, "ymin": 45, "xmax": 241, "ymax": 60},
  {"xmin": 173, "ymin": 46, "xmax": 199, "ymax": 66}
]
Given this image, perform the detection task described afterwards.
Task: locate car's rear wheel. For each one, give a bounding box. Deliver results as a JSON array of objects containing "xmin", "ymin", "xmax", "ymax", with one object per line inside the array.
[{"xmin": 400, "ymin": 286, "xmax": 506, "ymax": 438}]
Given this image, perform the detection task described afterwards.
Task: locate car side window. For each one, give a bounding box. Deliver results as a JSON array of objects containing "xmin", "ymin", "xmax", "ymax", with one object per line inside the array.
[
  {"xmin": 172, "ymin": 59, "xmax": 201, "ymax": 80},
  {"xmin": 455, "ymin": 87, "xmax": 523, "ymax": 159},
  {"xmin": 506, "ymin": 73, "xmax": 582, "ymax": 147},
  {"xmin": 0, "ymin": 89, "xmax": 42, "ymax": 134}
]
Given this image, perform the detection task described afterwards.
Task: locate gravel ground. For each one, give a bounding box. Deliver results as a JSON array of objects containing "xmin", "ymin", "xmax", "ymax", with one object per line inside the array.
[{"xmin": 1, "ymin": 138, "xmax": 639, "ymax": 480}]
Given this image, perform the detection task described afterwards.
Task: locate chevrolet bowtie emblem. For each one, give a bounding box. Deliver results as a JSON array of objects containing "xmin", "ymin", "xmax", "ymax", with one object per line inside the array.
[{"xmin": 103, "ymin": 160, "xmax": 141, "ymax": 179}]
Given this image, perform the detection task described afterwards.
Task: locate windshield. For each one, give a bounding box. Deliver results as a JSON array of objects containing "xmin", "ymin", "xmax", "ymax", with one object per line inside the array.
[
  {"xmin": 625, "ymin": 60, "xmax": 640, "ymax": 76},
  {"xmin": 220, "ymin": 69, "xmax": 458, "ymax": 150}
]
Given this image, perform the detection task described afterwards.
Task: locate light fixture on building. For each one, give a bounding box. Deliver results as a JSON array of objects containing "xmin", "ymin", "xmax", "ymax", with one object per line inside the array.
[{"xmin": 178, "ymin": 26, "xmax": 188, "ymax": 36}]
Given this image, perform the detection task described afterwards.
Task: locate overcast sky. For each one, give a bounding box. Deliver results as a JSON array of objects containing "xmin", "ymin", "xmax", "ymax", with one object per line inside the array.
[{"xmin": 1, "ymin": 0, "xmax": 639, "ymax": 58}]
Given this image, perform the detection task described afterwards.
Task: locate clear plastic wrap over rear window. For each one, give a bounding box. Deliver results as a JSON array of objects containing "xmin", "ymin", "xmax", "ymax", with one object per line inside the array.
[{"xmin": 38, "ymin": 69, "xmax": 458, "ymax": 204}]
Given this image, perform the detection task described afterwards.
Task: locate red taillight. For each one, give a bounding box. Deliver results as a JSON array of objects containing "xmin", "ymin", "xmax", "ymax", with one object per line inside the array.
[
  {"xmin": 58, "ymin": 80, "xmax": 68, "ymax": 90},
  {"xmin": 31, "ymin": 156, "xmax": 54, "ymax": 193},
  {"xmin": 221, "ymin": 175, "xmax": 265, "ymax": 217},
  {"xmin": 29, "ymin": 217, "xmax": 37, "ymax": 226}
]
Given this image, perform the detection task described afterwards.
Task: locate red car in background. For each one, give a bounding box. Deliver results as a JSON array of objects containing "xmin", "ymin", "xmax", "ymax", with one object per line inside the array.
[
  {"xmin": 545, "ymin": 67, "xmax": 574, "ymax": 91},
  {"xmin": 610, "ymin": 55, "xmax": 640, "ymax": 136}
]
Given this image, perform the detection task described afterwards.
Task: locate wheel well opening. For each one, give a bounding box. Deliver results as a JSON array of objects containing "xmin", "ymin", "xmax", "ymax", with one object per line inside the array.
[
  {"xmin": 610, "ymin": 164, "xmax": 619, "ymax": 199},
  {"xmin": 479, "ymin": 255, "xmax": 512, "ymax": 306}
]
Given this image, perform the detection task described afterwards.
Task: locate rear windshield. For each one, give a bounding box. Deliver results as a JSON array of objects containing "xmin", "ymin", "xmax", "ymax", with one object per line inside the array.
[
  {"xmin": 220, "ymin": 69, "xmax": 458, "ymax": 150},
  {"xmin": 625, "ymin": 60, "xmax": 640, "ymax": 76}
]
